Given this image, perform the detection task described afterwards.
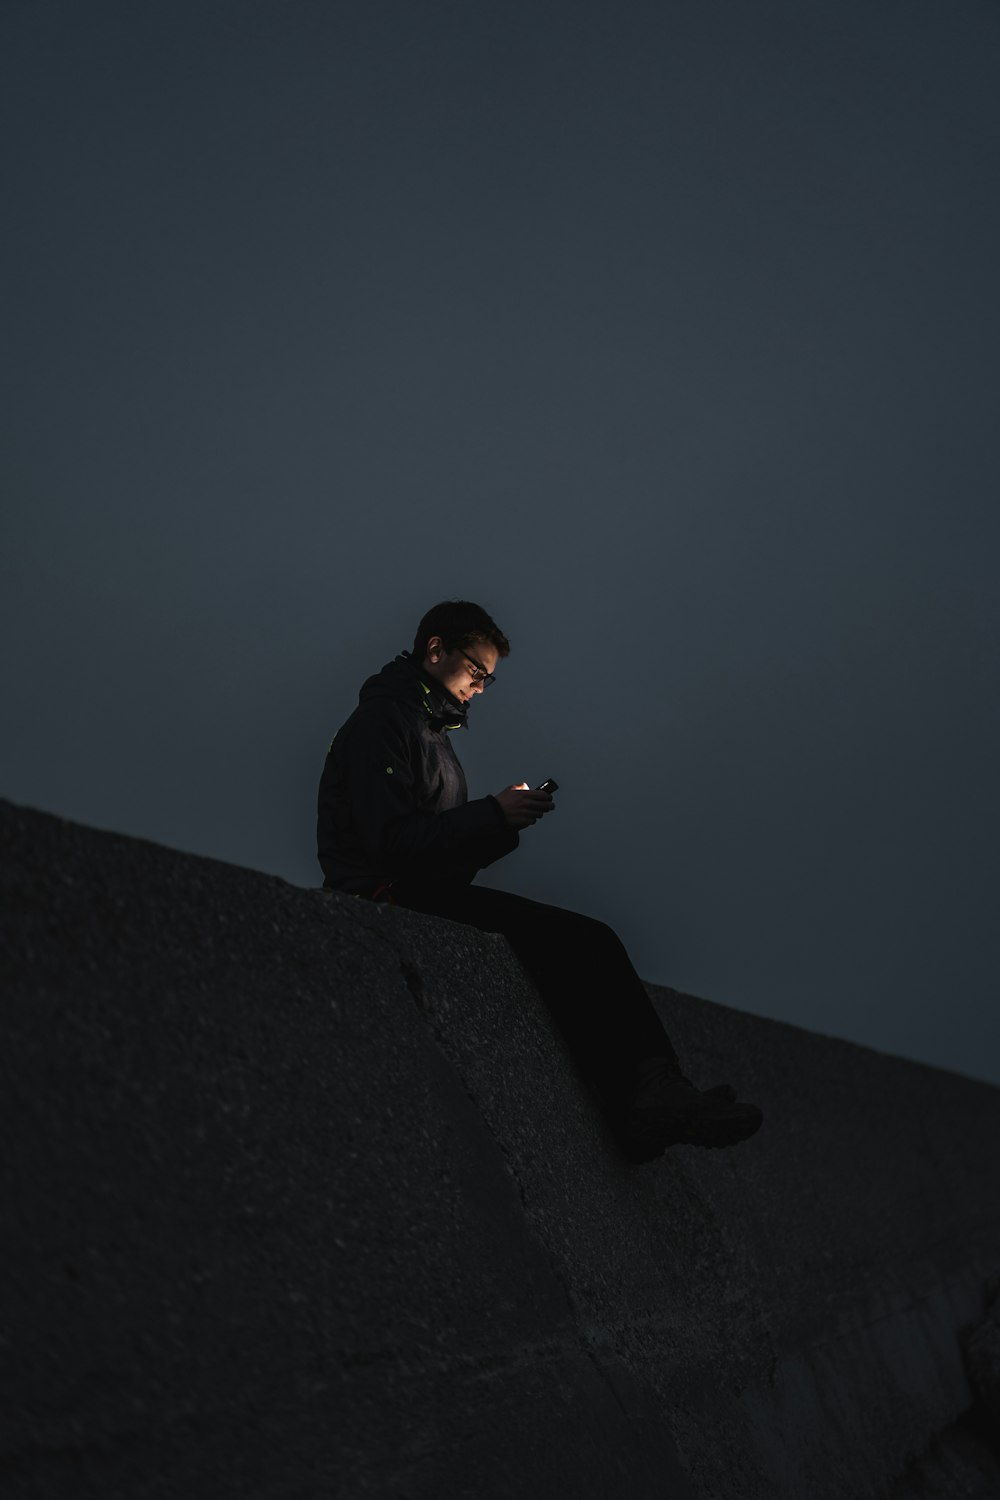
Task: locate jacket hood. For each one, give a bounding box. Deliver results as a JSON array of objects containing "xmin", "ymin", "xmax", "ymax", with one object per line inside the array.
[{"xmin": 358, "ymin": 651, "xmax": 469, "ymax": 731}]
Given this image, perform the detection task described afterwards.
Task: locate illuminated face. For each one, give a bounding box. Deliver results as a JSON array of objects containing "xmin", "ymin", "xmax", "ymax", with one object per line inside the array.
[{"xmin": 422, "ymin": 636, "xmax": 499, "ymax": 705}]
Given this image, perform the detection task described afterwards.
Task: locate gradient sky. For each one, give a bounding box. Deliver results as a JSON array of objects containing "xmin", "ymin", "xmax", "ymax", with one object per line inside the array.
[{"xmin": 3, "ymin": 0, "xmax": 998, "ymax": 1086}]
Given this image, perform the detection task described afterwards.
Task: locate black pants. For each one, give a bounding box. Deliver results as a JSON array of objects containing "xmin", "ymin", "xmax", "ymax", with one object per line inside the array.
[{"xmin": 390, "ymin": 880, "xmax": 682, "ymax": 1114}]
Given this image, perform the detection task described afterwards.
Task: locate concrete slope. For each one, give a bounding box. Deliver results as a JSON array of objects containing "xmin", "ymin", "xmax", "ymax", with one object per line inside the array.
[{"xmin": 2, "ymin": 797, "xmax": 999, "ymax": 1499}]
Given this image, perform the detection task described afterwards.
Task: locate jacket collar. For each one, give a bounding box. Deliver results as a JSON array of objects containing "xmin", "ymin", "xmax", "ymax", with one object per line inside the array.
[{"xmin": 397, "ymin": 652, "xmax": 469, "ymax": 731}]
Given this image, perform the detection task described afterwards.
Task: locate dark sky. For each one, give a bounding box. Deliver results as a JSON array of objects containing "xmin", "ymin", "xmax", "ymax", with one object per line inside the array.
[{"xmin": 3, "ymin": 0, "xmax": 998, "ymax": 1085}]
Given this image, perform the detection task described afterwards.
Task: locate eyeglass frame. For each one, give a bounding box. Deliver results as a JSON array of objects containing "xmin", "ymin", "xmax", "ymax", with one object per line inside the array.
[{"xmin": 456, "ymin": 647, "xmax": 496, "ymax": 688}]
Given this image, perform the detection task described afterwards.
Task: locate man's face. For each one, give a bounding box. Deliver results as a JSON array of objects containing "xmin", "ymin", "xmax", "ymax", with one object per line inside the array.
[{"xmin": 422, "ymin": 635, "xmax": 499, "ymax": 705}]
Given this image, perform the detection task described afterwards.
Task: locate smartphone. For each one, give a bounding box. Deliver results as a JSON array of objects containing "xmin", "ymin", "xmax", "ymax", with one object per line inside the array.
[{"xmin": 536, "ymin": 778, "xmax": 559, "ymax": 794}]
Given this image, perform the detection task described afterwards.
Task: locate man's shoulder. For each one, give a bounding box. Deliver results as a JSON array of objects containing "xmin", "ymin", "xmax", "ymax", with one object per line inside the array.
[{"xmin": 336, "ymin": 692, "xmax": 423, "ymax": 746}]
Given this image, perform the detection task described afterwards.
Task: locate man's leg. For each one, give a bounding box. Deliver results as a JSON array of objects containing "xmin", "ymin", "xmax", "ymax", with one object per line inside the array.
[
  {"xmin": 390, "ymin": 881, "xmax": 682, "ymax": 1114},
  {"xmin": 390, "ymin": 880, "xmax": 763, "ymax": 1160}
]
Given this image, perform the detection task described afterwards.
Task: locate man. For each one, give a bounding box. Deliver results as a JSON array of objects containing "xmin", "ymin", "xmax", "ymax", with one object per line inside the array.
[{"xmin": 317, "ymin": 600, "xmax": 762, "ymax": 1163}]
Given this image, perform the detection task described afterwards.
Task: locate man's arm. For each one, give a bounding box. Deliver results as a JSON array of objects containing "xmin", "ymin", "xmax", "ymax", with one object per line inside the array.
[
  {"xmin": 491, "ymin": 784, "xmax": 555, "ymax": 829},
  {"xmin": 339, "ymin": 712, "xmax": 518, "ymax": 877}
]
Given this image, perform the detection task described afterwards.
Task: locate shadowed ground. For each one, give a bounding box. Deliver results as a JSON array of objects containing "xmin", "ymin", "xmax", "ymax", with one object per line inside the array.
[{"xmin": 2, "ymin": 798, "xmax": 999, "ymax": 1498}]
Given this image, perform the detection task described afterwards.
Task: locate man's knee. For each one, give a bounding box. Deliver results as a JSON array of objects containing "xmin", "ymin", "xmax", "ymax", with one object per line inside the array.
[
  {"xmin": 467, "ymin": 890, "xmax": 629, "ymax": 962},
  {"xmin": 545, "ymin": 906, "xmax": 623, "ymax": 953},
  {"xmin": 587, "ymin": 916, "xmax": 629, "ymax": 956}
]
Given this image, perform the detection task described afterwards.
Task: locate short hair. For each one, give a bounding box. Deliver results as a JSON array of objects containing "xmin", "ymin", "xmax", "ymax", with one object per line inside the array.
[{"xmin": 412, "ymin": 600, "xmax": 511, "ymax": 664}]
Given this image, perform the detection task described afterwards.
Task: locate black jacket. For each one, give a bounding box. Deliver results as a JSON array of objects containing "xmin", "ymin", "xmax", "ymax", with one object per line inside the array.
[{"xmin": 317, "ymin": 652, "xmax": 519, "ymax": 894}]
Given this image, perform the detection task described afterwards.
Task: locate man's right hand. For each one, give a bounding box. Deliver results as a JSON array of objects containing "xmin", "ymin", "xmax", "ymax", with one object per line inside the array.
[{"xmin": 492, "ymin": 783, "xmax": 555, "ymax": 830}]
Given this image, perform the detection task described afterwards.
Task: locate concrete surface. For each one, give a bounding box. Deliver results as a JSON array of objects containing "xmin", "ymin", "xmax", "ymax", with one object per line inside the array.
[{"xmin": 2, "ymin": 797, "xmax": 999, "ymax": 1498}]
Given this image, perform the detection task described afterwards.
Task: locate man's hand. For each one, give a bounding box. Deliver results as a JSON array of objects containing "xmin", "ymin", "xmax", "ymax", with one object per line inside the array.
[{"xmin": 492, "ymin": 782, "xmax": 555, "ymax": 830}]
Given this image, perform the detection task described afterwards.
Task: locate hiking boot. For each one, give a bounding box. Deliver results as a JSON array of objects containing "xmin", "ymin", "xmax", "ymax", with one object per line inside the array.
[
  {"xmin": 683, "ymin": 1079, "xmax": 738, "ymax": 1104},
  {"xmin": 636, "ymin": 1056, "xmax": 739, "ymax": 1104},
  {"xmin": 621, "ymin": 1059, "xmax": 763, "ymax": 1163}
]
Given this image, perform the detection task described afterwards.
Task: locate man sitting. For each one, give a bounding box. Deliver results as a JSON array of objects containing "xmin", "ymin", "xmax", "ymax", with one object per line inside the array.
[{"xmin": 317, "ymin": 599, "xmax": 763, "ymax": 1163}]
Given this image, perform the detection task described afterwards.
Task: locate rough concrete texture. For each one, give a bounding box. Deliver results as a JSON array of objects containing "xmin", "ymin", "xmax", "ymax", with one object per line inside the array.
[{"xmin": 3, "ymin": 796, "xmax": 1000, "ymax": 1500}]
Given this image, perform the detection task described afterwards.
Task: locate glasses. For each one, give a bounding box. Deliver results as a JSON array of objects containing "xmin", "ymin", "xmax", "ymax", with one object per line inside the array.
[{"xmin": 457, "ymin": 648, "xmax": 496, "ymax": 688}]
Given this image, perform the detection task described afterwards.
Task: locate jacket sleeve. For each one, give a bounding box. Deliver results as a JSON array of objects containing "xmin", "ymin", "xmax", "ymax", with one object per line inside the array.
[
  {"xmin": 467, "ymin": 799, "xmax": 521, "ymax": 872},
  {"xmin": 340, "ymin": 707, "xmax": 518, "ymax": 878}
]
